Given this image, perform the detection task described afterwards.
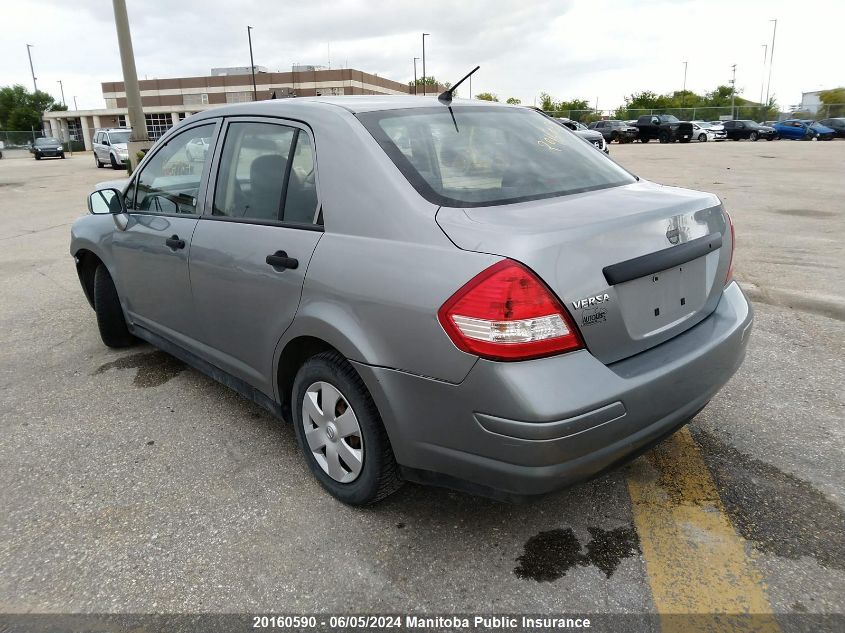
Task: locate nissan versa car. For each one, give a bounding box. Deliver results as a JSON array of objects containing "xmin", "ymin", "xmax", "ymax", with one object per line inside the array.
[{"xmin": 71, "ymin": 97, "xmax": 752, "ymax": 505}]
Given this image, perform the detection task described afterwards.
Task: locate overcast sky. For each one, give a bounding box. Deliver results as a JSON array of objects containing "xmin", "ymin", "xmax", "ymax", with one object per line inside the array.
[{"xmin": 3, "ymin": 0, "xmax": 843, "ymax": 112}]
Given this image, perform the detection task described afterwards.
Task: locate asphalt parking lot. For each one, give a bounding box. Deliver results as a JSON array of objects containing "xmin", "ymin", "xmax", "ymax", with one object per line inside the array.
[{"xmin": 0, "ymin": 141, "xmax": 843, "ymax": 627}]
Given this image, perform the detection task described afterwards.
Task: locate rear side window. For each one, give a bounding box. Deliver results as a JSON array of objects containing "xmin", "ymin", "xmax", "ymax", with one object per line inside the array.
[
  {"xmin": 358, "ymin": 106, "xmax": 635, "ymax": 208},
  {"xmin": 213, "ymin": 121, "xmax": 319, "ymax": 225}
]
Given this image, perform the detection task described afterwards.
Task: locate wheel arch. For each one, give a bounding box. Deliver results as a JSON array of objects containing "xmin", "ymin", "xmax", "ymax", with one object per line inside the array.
[{"xmin": 74, "ymin": 248, "xmax": 104, "ymax": 309}]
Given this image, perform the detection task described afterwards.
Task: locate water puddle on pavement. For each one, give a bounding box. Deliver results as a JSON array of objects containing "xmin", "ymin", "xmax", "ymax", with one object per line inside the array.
[
  {"xmin": 693, "ymin": 428, "xmax": 845, "ymax": 571},
  {"xmin": 94, "ymin": 350, "xmax": 185, "ymax": 387},
  {"xmin": 513, "ymin": 524, "xmax": 640, "ymax": 582}
]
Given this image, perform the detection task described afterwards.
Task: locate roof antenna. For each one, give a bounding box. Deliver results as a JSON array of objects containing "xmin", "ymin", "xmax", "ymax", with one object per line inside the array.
[{"xmin": 438, "ymin": 65, "xmax": 480, "ymax": 104}]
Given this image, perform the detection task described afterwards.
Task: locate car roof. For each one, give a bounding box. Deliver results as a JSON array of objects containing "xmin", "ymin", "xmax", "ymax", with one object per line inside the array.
[{"xmin": 187, "ymin": 95, "xmax": 515, "ymax": 119}]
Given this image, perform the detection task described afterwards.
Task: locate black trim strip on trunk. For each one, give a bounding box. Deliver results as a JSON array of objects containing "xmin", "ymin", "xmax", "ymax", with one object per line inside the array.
[{"xmin": 603, "ymin": 232, "xmax": 722, "ymax": 285}]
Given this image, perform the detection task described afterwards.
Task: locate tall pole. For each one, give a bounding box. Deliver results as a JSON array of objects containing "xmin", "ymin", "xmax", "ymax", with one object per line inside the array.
[
  {"xmin": 247, "ymin": 26, "xmax": 257, "ymax": 101},
  {"xmin": 57, "ymin": 80, "xmax": 65, "ymax": 106},
  {"xmin": 26, "ymin": 44, "xmax": 37, "ymax": 92},
  {"xmin": 765, "ymin": 19, "xmax": 777, "ymax": 109},
  {"xmin": 730, "ymin": 64, "xmax": 737, "ymax": 120},
  {"xmin": 111, "ymin": 0, "xmax": 148, "ymax": 142},
  {"xmin": 422, "ymin": 33, "xmax": 429, "ymax": 96},
  {"xmin": 682, "ymin": 61, "xmax": 688, "ymax": 109},
  {"xmin": 413, "ymin": 57, "xmax": 419, "ymax": 95},
  {"xmin": 73, "ymin": 96, "xmax": 78, "ymax": 110},
  {"xmin": 759, "ymin": 44, "xmax": 767, "ymax": 105}
]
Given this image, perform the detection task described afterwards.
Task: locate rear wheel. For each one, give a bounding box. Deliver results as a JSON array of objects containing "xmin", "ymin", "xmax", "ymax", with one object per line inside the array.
[
  {"xmin": 93, "ymin": 264, "xmax": 135, "ymax": 348},
  {"xmin": 659, "ymin": 130, "xmax": 670, "ymax": 143},
  {"xmin": 292, "ymin": 350, "xmax": 402, "ymax": 505}
]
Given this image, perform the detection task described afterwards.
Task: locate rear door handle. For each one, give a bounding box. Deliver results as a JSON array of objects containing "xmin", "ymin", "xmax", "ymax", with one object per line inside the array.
[
  {"xmin": 266, "ymin": 250, "xmax": 299, "ymax": 270},
  {"xmin": 166, "ymin": 235, "xmax": 186, "ymax": 250}
]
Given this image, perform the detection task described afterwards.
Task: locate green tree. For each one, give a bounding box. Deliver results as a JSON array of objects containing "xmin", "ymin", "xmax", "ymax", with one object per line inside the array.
[
  {"xmin": 539, "ymin": 93, "xmax": 591, "ymax": 119},
  {"xmin": 506, "ymin": 97, "xmax": 521, "ymax": 105},
  {"xmin": 475, "ymin": 92, "xmax": 499, "ymax": 102},
  {"xmin": 0, "ymin": 85, "xmax": 66, "ymax": 131},
  {"xmin": 818, "ymin": 87, "xmax": 845, "ymax": 117}
]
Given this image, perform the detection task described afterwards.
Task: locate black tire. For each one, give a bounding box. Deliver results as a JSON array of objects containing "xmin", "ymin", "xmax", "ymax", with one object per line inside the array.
[
  {"xmin": 110, "ymin": 153, "xmax": 120, "ymax": 170},
  {"xmin": 659, "ymin": 131, "xmax": 670, "ymax": 144},
  {"xmin": 640, "ymin": 137, "xmax": 649, "ymax": 143},
  {"xmin": 749, "ymin": 131, "xmax": 759, "ymax": 141},
  {"xmin": 698, "ymin": 133, "xmax": 707, "ymax": 142},
  {"xmin": 35, "ymin": 153, "xmax": 41, "ymax": 160},
  {"xmin": 60, "ymin": 153, "xmax": 65, "ymax": 159},
  {"xmin": 610, "ymin": 132, "xmax": 619, "ymax": 143},
  {"xmin": 95, "ymin": 153, "xmax": 103, "ymax": 168},
  {"xmin": 93, "ymin": 264, "xmax": 135, "ymax": 348},
  {"xmin": 292, "ymin": 350, "xmax": 402, "ymax": 505}
]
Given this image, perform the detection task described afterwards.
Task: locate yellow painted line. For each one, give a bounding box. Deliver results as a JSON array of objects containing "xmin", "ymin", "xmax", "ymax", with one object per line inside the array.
[{"xmin": 626, "ymin": 427, "xmax": 781, "ymax": 633}]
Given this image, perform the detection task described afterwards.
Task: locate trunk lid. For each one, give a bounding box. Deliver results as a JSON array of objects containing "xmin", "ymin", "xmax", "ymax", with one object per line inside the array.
[{"xmin": 436, "ymin": 180, "xmax": 731, "ymax": 364}]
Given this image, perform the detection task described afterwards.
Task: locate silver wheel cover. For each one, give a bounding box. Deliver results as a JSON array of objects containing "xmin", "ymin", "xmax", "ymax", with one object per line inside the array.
[{"xmin": 302, "ymin": 381, "xmax": 364, "ymax": 483}]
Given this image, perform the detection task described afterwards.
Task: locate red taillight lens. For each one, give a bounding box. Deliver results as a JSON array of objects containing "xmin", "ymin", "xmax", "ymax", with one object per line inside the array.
[
  {"xmin": 437, "ymin": 260, "xmax": 583, "ymax": 361},
  {"xmin": 725, "ymin": 210, "xmax": 735, "ymax": 285}
]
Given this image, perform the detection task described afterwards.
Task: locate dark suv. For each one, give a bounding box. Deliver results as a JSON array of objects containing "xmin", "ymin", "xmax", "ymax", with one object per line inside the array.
[
  {"xmin": 589, "ymin": 120, "xmax": 639, "ymax": 143},
  {"xmin": 635, "ymin": 115, "xmax": 693, "ymax": 143},
  {"xmin": 818, "ymin": 118, "xmax": 845, "ymax": 139}
]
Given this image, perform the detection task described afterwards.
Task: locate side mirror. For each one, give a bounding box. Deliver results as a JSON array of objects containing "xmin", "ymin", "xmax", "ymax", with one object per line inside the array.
[{"xmin": 88, "ymin": 188, "xmax": 126, "ymax": 215}]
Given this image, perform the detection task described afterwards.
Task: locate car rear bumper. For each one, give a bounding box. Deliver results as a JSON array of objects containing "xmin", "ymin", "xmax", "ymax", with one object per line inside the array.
[{"xmin": 355, "ymin": 281, "xmax": 753, "ymax": 498}]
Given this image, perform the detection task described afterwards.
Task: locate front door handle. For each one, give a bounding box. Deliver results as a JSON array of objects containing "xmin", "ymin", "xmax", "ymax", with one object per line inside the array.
[
  {"xmin": 166, "ymin": 235, "xmax": 186, "ymax": 250},
  {"xmin": 266, "ymin": 250, "xmax": 299, "ymax": 270}
]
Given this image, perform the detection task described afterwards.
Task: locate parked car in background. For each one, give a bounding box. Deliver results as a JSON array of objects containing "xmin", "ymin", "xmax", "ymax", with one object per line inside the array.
[
  {"xmin": 71, "ymin": 97, "xmax": 750, "ymax": 504},
  {"xmin": 690, "ymin": 121, "xmax": 726, "ymax": 142},
  {"xmin": 722, "ymin": 120, "xmax": 778, "ymax": 141},
  {"xmin": 634, "ymin": 114, "xmax": 693, "ymax": 143},
  {"xmin": 93, "ymin": 128, "xmax": 131, "ymax": 169},
  {"xmin": 589, "ymin": 120, "xmax": 639, "ymax": 143},
  {"xmin": 30, "ymin": 137, "xmax": 64, "ymax": 160},
  {"xmin": 772, "ymin": 120, "xmax": 835, "ymax": 141},
  {"xmin": 816, "ymin": 118, "xmax": 845, "ymax": 139},
  {"xmin": 556, "ymin": 118, "xmax": 609, "ymax": 153}
]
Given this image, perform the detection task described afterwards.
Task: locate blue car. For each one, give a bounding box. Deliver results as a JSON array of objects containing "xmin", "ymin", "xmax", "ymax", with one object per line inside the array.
[{"xmin": 773, "ymin": 119, "xmax": 836, "ymax": 141}]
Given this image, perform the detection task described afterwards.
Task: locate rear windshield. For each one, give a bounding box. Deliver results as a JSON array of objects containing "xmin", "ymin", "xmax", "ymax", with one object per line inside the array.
[{"xmin": 358, "ymin": 106, "xmax": 635, "ymax": 208}]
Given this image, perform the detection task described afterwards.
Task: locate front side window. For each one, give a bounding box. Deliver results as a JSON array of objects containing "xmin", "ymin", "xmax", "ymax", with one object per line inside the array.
[
  {"xmin": 358, "ymin": 106, "xmax": 635, "ymax": 208},
  {"xmin": 132, "ymin": 123, "xmax": 215, "ymax": 215}
]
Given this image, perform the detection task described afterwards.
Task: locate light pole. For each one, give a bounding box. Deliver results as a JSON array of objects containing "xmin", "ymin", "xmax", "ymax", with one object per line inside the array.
[
  {"xmin": 247, "ymin": 26, "xmax": 257, "ymax": 101},
  {"xmin": 26, "ymin": 44, "xmax": 37, "ymax": 92},
  {"xmin": 681, "ymin": 61, "xmax": 688, "ymax": 110},
  {"xmin": 73, "ymin": 96, "xmax": 78, "ymax": 110},
  {"xmin": 421, "ymin": 33, "xmax": 429, "ymax": 96},
  {"xmin": 57, "ymin": 80, "xmax": 65, "ymax": 106},
  {"xmin": 413, "ymin": 57, "xmax": 419, "ymax": 95},
  {"xmin": 760, "ymin": 44, "xmax": 767, "ymax": 116},
  {"xmin": 765, "ymin": 19, "xmax": 777, "ymax": 109},
  {"xmin": 111, "ymin": 0, "xmax": 148, "ymax": 143},
  {"xmin": 730, "ymin": 64, "xmax": 737, "ymax": 120}
]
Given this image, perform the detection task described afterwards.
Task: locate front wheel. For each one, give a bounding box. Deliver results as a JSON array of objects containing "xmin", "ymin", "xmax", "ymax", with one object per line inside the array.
[
  {"xmin": 292, "ymin": 351, "xmax": 402, "ymax": 505},
  {"xmin": 640, "ymin": 137, "xmax": 649, "ymax": 143},
  {"xmin": 93, "ymin": 264, "xmax": 135, "ymax": 348},
  {"xmin": 110, "ymin": 153, "xmax": 121, "ymax": 170},
  {"xmin": 749, "ymin": 131, "xmax": 759, "ymax": 141},
  {"xmin": 698, "ymin": 133, "xmax": 707, "ymax": 142},
  {"xmin": 659, "ymin": 131, "xmax": 670, "ymax": 143},
  {"xmin": 610, "ymin": 132, "xmax": 619, "ymax": 143}
]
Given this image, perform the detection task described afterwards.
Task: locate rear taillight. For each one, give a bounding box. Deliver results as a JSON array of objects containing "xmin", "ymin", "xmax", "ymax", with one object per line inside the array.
[
  {"xmin": 437, "ymin": 260, "xmax": 583, "ymax": 361},
  {"xmin": 725, "ymin": 210, "xmax": 735, "ymax": 285}
]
